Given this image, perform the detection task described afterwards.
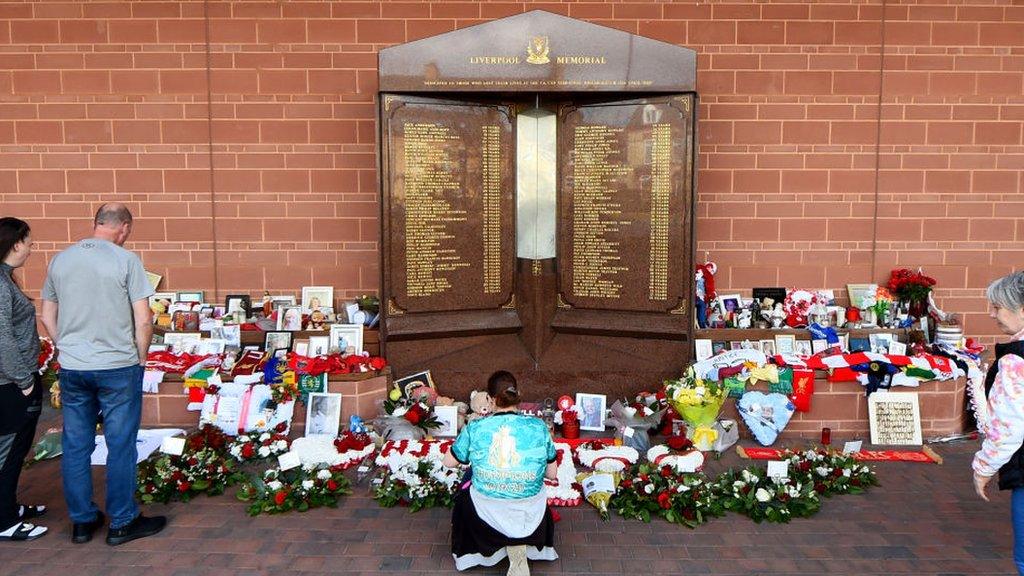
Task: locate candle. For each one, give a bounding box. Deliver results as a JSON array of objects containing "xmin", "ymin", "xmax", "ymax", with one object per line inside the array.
[{"xmin": 821, "ymin": 427, "xmax": 832, "ymax": 445}]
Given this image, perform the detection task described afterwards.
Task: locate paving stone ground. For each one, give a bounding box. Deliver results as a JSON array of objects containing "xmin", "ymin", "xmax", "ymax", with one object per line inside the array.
[{"xmin": 0, "ymin": 410, "xmax": 1016, "ymax": 575}]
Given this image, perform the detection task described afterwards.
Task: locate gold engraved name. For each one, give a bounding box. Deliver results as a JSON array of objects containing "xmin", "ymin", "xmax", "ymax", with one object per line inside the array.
[
  {"xmin": 469, "ymin": 56, "xmax": 521, "ymax": 64},
  {"xmin": 556, "ymin": 56, "xmax": 606, "ymax": 65}
]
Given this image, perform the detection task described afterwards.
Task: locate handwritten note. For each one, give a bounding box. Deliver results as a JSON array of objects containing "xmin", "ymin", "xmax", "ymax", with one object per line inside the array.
[{"xmin": 868, "ymin": 392, "xmax": 922, "ymax": 446}]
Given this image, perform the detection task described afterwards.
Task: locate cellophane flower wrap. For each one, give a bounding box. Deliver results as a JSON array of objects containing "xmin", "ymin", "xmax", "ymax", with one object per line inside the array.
[
  {"xmin": 606, "ymin": 395, "xmax": 666, "ymax": 453},
  {"xmin": 664, "ymin": 368, "xmax": 726, "ymax": 428}
]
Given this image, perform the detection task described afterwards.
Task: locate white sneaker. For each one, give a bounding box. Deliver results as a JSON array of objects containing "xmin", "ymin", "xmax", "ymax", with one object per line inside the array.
[{"xmin": 507, "ymin": 545, "xmax": 530, "ymax": 576}]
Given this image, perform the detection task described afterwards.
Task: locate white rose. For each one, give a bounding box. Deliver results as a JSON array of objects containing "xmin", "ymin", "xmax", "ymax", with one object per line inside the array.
[
  {"xmin": 677, "ymin": 485, "xmax": 689, "ymax": 493},
  {"xmin": 267, "ymin": 480, "xmax": 283, "ymax": 491},
  {"xmin": 317, "ymin": 469, "xmax": 332, "ymax": 480},
  {"xmin": 260, "ymin": 433, "xmax": 271, "ymax": 442},
  {"xmin": 302, "ymin": 480, "xmax": 314, "ymax": 490},
  {"xmin": 842, "ymin": 468, "xmax": 851, "ymax": 477},
  {"xmin": 644, "ymin": 484, "xmax": 655, "ymax": 494},
  {"xmin": 755, "ymin": 488, "xmax": 772, "ymax": 502},
  {"xmin": 695, "ymin": 386, "xmax": 706, "ymax": 397},
  {"xmin": 733, "ymin": 480, "xmax": 746, "ymax": 490},
  {"xmin": 623, "ymin": 407, "xmax": 637, "ymax": 418},
  {"xmin": 275, "ymin": 440, "xmax": 288, "ymax": 451},
  {"xmin": 392, "ymin": 406, "xmax": 408, "ymax": 417},
  {"xmin": 815, "ymin": 466, "xmax": 829, "ymax": 477},
  {"xmin": 258, "ymin": 446, "xmax": 271, "ymax": 458}
]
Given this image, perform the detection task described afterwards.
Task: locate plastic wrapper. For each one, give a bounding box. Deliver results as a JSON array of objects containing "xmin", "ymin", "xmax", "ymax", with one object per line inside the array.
[
  {"xmin": 576, "ymin": 471, "xmax": 619, "ymax": 520},
  {"xmin": 605, "ymin": 400, "xmax": 665, "ymax": 453}
]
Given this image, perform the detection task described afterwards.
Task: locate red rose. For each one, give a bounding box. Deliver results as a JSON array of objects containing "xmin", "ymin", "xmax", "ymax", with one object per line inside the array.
[
  {"xmin": 681, "ymin": 508, "xmax": 696, "ymax": 521},
  {"xmin": 178, "ymin": 481, "xmax": 191, "ymax": 492},
  {"xmin": 814, "ymin": 483, "xmax": 827, "ymax": 494},
  {"xmin": 779, "ymin": 493, "xmax": 790, "ymax": 502},
  {"xmin": 851, "ymin": 478, "xmax": 862, "ymax": 487},
  {"xmin": 404, "ymin": 406, "xmax": 422, "ymax": 425},
  {"xmin": 146, "ymin": 484, "xmax": 155, "ymax": 493},
  {"xmin": 241, "ymin": 444, "xmax": 255, "ymax": 459},
  {"xmin": 831, "ymin": 469, "xmax": 843, "ymax": 478},
  {"xmin": 621, "ymin": 479, "xmax": 633, "ymax": 489},
  {"xmin": 639, "ymin": 474, "xmax": 649, "ymax": 482},
  {"xmin": 327, "ymin": 479, "xmax": 339, "ymax": 492},
  {"xmin": 798, "ymin": 461, "xmax": 811, "ymax": 473},
  {"xmin": 657, "ymin": 491, "xmax": 672, "ymax": 510},
  {"xmin": 369, "ymin": 357, "xmax": 387, "ymax": 370},
  {"xmin": 275, "ymin": 422, "xmax": 288, "ymax": 433},
  {"xmin": 660, "ymin": 466, "xmax": 673, "ymax": 478},
  {"xmin": 741, "ymin": 485, "xmax": 751, "ymax": 495},
  {"xmin": 274, "ymin": 490, "xmax": 288, "ymax": 506},
  {"xmin": 666, "ymin": 436, "xmax": 693, "ymax": 451}
]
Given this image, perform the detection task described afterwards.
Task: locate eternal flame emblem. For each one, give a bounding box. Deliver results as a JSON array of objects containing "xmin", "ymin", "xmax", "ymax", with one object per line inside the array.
[{"xmin": 526, "ymin": 36, "xmax": 550, "ymax": 64}]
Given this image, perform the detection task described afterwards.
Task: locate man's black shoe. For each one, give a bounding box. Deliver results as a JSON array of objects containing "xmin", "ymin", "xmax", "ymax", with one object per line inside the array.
[
  {"xmin": 105, "ymin": 514, "xmax": 166, "ymax": 546},
  {"xmin": 71, "ymin": 511, "xmax": 105, "ymax": 544}
]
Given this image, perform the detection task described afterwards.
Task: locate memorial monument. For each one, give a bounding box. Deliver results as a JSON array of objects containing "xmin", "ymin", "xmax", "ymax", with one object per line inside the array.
[{"xmin": 378, "ymin": 11, "xmax": 698, "ymax": 399}]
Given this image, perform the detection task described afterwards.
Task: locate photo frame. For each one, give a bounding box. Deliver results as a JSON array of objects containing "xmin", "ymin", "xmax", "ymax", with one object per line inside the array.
[
  {"xmin": 195, "ymin": 338, "xmax": 226, "ymax": 355},
  {"xmin": 176, "ymin": 291, "xmax": 204, "ymax": 303},
  {"xmin": 301, "ymin": 286, "xmax": 335, "ymax": 313},
  {"xmin": 270, "ymin": 295, "xmax": 297, "ymax": 311},
  {"xmin": 869, "ymin": 333, "xmax": 895, "ymax": 354},
  {"xmin": 264, "ymin": 331, "xmax": 293, "ymax": 353},
  {"xmin": 308, "ymin": 336, "xmax": 330, "ymax": 357},
  {"xmin": 328, "ymin": 323, "xmax": 364, "ymax": 354},
  {"xmin": 811, "ymin": 339, "xmax": 828, "ymax": 354},
  {"xmin": 273, "ymin": 348, "xmax": 289, "ymax": 359},
  {"xmin": 760, "ymin": 340, "xmax": 776, "ymax": 356},
  {"xmin": 145, "ymin": 270, "xmax": 162, "ymax": 291},
  {"xmin": 888, "ymin": 340, "xmax": 908, "ymax": 356},
  {"xmin": 752, "ymin": 287, "xmax": 786, "ymax": 305},
  {"xmin": 849, "ymin": 337, "xmax": 871, "ymax": 352},
  {"xmin": 712, "ymin": 341, "xmax": 728, "ymax": 355},
  {"xmin": 171, "ymin": 310, "xmax": 200, "ymax": 332},
  {"xmin": 163, "ymin": 332, "xmax": 202, "ymax": 354},
  {"xmin": 847, "ymin": 284, "xmax": 874, "ymax": 309},
  {"xmin": 305, "ymin": 392, "xmax": 342, "ymax": 438},
  {"xmin": 774, "ymin": 334, "xmax": 797, "ymax": 356},
  {"xmin": 729, "ymin": 341, "xmax": 743, "ymax": 351},
  {"xmin": 794, "ymin": 340, "xmax": 813, "ymax": 357},
  {"xmin": 433, "ymin": 405, "xmax": 459, "ymax": 437},
  {"xmin": 294, "ymin": 340, "xmax": 309, "ymax": 356},
  {"xmin": 575, "ymin": 393, "xmax": 607, "ymax": 432},
  {"xmin": 277, "ymin": 305, "xmax": 304, "ymax": 331},
  {"xmin": 225, "ymin": 294, "xmax": 251, "ymax": 316},
  {"xmin": 868, "ymin": 392, "xmax": 922, "ymax": 446},
  {"xmin": 148, "ymin": 292, "xmax": 176, "ymax": 312},
  {"xmin": 717, "ymin": 294, "xmax": 742, "ymax": 316},
  {"xmin": 694, "ymin": 339, "xmax": 714, "ymax": 361},
  {"xmin": 393, "ymin": 370, "xmax": 436, "ymax": 399}
]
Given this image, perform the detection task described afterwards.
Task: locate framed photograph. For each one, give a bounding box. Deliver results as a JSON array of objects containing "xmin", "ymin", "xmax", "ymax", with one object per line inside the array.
[
  {"xmin": 839, "ymin": 333, "xmax": 850, "ymax": 352},
  {"xmin": 145, "ymin": 270, "xmax": 162, "ymax": 291},
  {"xmin": 717, "ymin": 294, "xmax": 742, "ymax": 316},
  {"xmin": 176, "ymin": 291, "xmax": 204, "ymax": 303},
  {"xmin": 148, "ymin": 343, "xmax": 168, "ymax": 353},
  {"xmin": 301, "ymin": 286, "xmax": 334, "ymax": 313},
  {"xmin": 277, "ymin": 305, "xmax": 304, "ymax": 331},
  {"xmin": 195, "ymin": 338, "xmax": 226, "ymax": 355},
  {"xmin": 576, "ymin": 393, "xmax": 607, "ymax": 431},
  {"xmin": 148, "ymin": 292, "xmax": 176, "ymax": 312},
  {"xmin": 752, "ymin": 287, "xmax": 786, "ymax": 305},
  {"xmin": 225, "ymin": 294, "xmax": 251, "ymax": 316},
  {"xmin": 433, "ymin": 405, "xmax": 459, "ymax": 437},
  {"xmin": 694, "ymin": 339, "xmax": 714, "ymax": 361},
  {"xmin": 171, "ymin": 310, "xmax": 200, "ymax": 332},
  {"xmin": 868, "ymin": 392, "xmax": 922, "ymax": 445},
  {"xmin": 794, "ymin": 340, "xmax": 813, "ymax": 357},
  {"xmin": 221, "ymin": 325, "xmax": 241, "ymax": 347},
  {"xmin": 888, "ymin": 340, "xmax": 908, "ymax": 355},
  {"xmin": 163, "ymin": 332, "xmax": 202, "ymax": 354},
  {"xmin": 850, "ymin": 337, "xmax": 871, "ymax": 352},
  {"xmin": 294, "ymin": 340, "xmax": 309, "ymax": 356},
  {"xmin": 847, "ymin": 284, "xmax": 874, "ymax": 309},
  {"xmin": 308, "ymin": 336, "xmax": 330, "ymax": 357},
  {"xmin": 264, "ymin": 331, "xmax": 293, "ymax": 353},
  {"xmin": 869, "ymin": 333, "xmax": 894, "ymax": 354},
  {"xmin": 305, "ymin": 392, "xmax": 341, "ymax": 438},
  {"xmin": 270, "ymin": 295, "xmax": 297, "ymax": 310},
  {"xmin": 811, "ymin": 339, "xmax": 828, "ymax": 354},
  {"xmin": 394, "ymin": 370, "xmax": 436, "ymax": 399},
  {"xmin": 760, "ymin": 339, "xmax": 776, "ymax": 356},
  {"xmin": 712, "ymin": 341, "xmax": 728, "ymax": 355},
  {"xmin": 297, "ymin": 373, "xmax": 328, "ymax": 403},
  {"xmin": 329, "ymin": 323, "xmax": 364, "ymax": 354},
  {"xmin": 746, "ymin": 340, "xmax": 763, "ymax": 351},
  {"xmin": 273, "ymin": 348, "xmax": 289, "ymax": 359},
  {"xmin": 774, "ymin": 334, "xmax": 797, "ymax": 356}
]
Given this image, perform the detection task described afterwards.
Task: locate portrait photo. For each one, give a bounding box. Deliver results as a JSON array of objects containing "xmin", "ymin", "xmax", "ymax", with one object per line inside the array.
[
  {"xmin": 760, "ymin": 340, "xmax": 777, "ymax": 356},
  {"xmin": 308, "ymin": 336, "xmax": 330, "ymax": 357},
  {"xmin": 433, "ymin": 405, "xmax": 459, "ymax": 437},
  {"xmin": 329, "ymin": 323, "xmax": 364, "ymax": 354},
  {"xmin": 717, "ymin": 294, "xmax": 742, "ymax": 316},
  {"xmin": 277, "ymin": 305, "xmax": 304, "ymax": 331},
  {"xmin": 302, "ymin": 286, "xmax": 335, "ymax": 313},
  {"xmin": 794, "ymin": 339, "xmax": 813, "ymax": 357},
  {"xmin": 264, "ymin": 331, "xmax": 293, "ymax": 354},
  {"xmin": 225, "ymin": 294, "xmax": 251, "ymax": 316},
  {"xmin": 176, "ymin": 291, "xmax": 204, "ymax": 303},
  {"xmin": 575, "ymin": 393, "xmax": 607, "ymax": 432},
  {"xmin": 148, "ymin": 292, "xmax": 175, "ymax": 313},
  {"xmin": 305, "ymin": 393, "xmax": 341, "ymax": 438}
]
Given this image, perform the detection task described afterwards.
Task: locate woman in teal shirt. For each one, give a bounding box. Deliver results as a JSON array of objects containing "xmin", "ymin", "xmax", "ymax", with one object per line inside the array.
[{"xmin": 443, "ymin": 371, "xmax": 558, "ymax": 575}]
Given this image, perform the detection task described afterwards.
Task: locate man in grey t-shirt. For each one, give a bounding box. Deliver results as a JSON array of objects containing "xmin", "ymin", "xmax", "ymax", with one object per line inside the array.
[{"xmin": 41, "ymin": 203, "xmax": 166, "ymax": 546}]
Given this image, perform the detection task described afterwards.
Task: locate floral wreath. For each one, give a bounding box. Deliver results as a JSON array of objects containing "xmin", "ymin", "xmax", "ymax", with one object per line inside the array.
[
  {"xmin": 576, "ymin": 441, "xmax": 639, "ymax": 473},
  {"xmin": 646, "ymin": 437, "xmax": 705, "ymax": 473},
  {"xmin": 782, "ymin": 289, "xmax": 828, "ymax": 327},
  {"xmin": 228, "ymin": 425, "xmax": 291, "ymax": 463},
  {"xmin": 37, "ymin": 337, "xmax": 56, "ymax": 374},
  {"xmin": 374, "ymin": 439, "xmax": 453, "ymax": 472},
  {"xmin": 545, "ymin": 443, "xmax": 581, "ymax": 507}
]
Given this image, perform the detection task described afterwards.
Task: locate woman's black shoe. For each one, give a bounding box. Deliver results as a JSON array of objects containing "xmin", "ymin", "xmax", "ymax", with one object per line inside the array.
[
  {"xmin": 71, "ymin": 511, "xmax": 105, "ymax": 544},
  {"xmin": 105, "ymin": 514, "xmax": 166, "ymax": 546}
]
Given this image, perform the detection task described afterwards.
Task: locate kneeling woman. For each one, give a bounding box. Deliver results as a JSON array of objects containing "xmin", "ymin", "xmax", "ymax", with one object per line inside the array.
[{"xmin": 443, "ymin": 371, "xmax": 558, "ymax": 575}]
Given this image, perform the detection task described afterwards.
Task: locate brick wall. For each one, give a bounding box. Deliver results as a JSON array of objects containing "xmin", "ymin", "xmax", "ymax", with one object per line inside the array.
[{"xmin": 1, "ymin": 1, "xmax": 1021, "ymax": 344}]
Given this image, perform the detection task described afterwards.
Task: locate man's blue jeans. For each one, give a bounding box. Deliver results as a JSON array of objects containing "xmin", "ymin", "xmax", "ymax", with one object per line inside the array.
[
  {"xmin": 1012, "ymin": 489, "xmax": 1024, "ymax": 575},
  {"xmin": 61, "ymin": 364, "xmax": 143, "ymax": 529}
]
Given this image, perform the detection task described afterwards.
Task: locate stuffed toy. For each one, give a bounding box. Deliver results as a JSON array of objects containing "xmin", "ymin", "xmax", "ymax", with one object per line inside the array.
[
  {"xmin": 467, "ymin": 390, "xmax": 492, "ymax": 422},
  {"xmin": 694, "ymin": 262, "xmax": 717, "ymax": 328}
]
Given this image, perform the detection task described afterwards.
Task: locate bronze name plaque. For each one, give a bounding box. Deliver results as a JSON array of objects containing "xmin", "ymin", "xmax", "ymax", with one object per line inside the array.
[
  {"xmin": 558, "ymin": 97, "xmax": 693, "ymax": 313},
  {"xmin": 383, "ymin": 96, "xmax": 515, "ymax": 313}
]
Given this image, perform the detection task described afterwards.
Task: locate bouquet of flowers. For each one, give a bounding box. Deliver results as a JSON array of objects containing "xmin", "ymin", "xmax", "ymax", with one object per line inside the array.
[
  {"xmin": 664, "ymin": 368, "xmax": 727, "ymax": 445},
  {"xmin": 886, "ymin": 268, "xmax": 936, "ymax": 303},
  {"xmin": 373, "ymin": 439, "xmax": 460, "ymax": 511},
  {"xmin": 228, "ymin": 424, "xmax": 291, "ymax": 463},
  {"xmin": 612, "ymin": 463, "xmax": 723, "ymax": 528},
  {"xmin": 332, "ymin": 431, "xmax": 376, "ymax": 469},
  {"xmin": 137, "ymin": 425, "xmax": 240, "ymax": 504},
  {"xmin": 606, "ymin": 393, "xmax": 667, "ymax": 453},
  {"xmin": 785, "ymin": 449, "xmax": 879, "ymax": 497},
  {"xmin": 713, "ymin": 466, "xmax": 820, "ymax": 523},
  {"xmin": 646, "ymin": 438, "xmax": 704, "ymax": 474},
  {"xmin": 378, "ymin": 396, "xmax": 441, "ymax": 440},
  {"xmin": 866, "ymin": 285, "xmax": 895, "ymax": 326},
  {"xmin": 38, "ymin": 337, "xmax": 61, "ymax": 408},
  {"xmin": 237, "ymin": 464, "xmax": 351, "ymax": 516}
]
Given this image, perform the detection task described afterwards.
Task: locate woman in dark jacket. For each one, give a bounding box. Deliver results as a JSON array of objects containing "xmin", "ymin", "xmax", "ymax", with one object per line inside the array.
[
  {"xmin": 973, "ymin": 271, "xmax": 1024, "ymax": 574},
  {"xmin": 0, "ymin": 217, "xmax": 47, "ymax": 541}
]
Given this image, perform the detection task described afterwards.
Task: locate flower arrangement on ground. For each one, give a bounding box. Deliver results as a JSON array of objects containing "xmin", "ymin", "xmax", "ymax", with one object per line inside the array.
[
  {"xmin": 576, "ymin": 440, "xmax": 639, "ymax": 473},
  {"xmin": 545, "ymin": 443, "xmax": 581, "ymax": 507},
  {"xmin": 646, "ymin": 437, "xmax": 704, "ymax": 473},
  {"xmin": 373, "ymin": 439, "xmax": 461, "ymax": 511},
  {"xmin": 237, "ymin": 464, "xmax": 351, "ymax": 516},
  {"xmin": 784, "ymin": 449, "xmax": 879, "ymax": 497},
  {"xmin": 228, "ymin": 423, "xmax": 290, "ymax": 463},
  {"xmin": 606, "ymin": 392, "xmax": 667, "ymax": 452},
  {"xmin": 378, "ymin": 394, "xmax": 442, "ymax": 439},
  {"xmin": 137, "ymin": 425, "xmax": 239, "ymax": 504},
  {"xmin": 713, "ymin": 466, "xmax": 821, "ymax": 523},
  {"xmin": 664, "ymin": 368, "xmax": 726, "ymax": 449},
  {"xmin": 612, "ymin": 463, "xmax": 723, "ymax": 528}
]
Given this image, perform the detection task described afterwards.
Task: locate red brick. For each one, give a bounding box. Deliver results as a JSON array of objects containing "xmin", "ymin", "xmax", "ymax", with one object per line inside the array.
[
  {"xmin": 969, "ymin": 219, "xmax": 1016, "ymax": 242},
  {"xmin": 787, "ymin": 22, "xmax": 833, "ymax": 45},
  {"xmin": 356, "ymin": 19, "xmax": 405, "ymax": 44},
  {"xmin": 830, "ymin": 122, "xmax": 876, "ymax": 145},
  {"xmin": 975, "ymin": 122, "xmax": 1021, "ymax": 145},
  {"xmin": 687, "ymin": 21, "xmax": 735, "ymax": 45},
  {"xmin": 108, "ymin": 20, "xmax": 157, "ymax": 43},
  {"xmin": 15, "ymin": 121, "xmax": 62, "ymax": 144},
  {"xmin": 737, "ymin": 21, "xmax": 785, "ymax": 45},
  {"xmin": 927, "ymin": 122, "xmax": 972, "ymax": 145},
  {"xmin": 208, "ymin": 19, "xmax": 257, "ymax": 43},
  {"xmin": 785, "ymin": 72, "xmax": 832, "ymax": 95},
  {"xmin": 111, "ymin": 70, "xmax": 159, "ymax": 94},
  {"xmin": 735, "ymin": 71, "xmax": 784, "ymax": 95},
  {"xmin": 12, "ymin": 71, "xmax": 61, "ymax": 94},
  {"xmin": 60, "ymin": 20, "xmax": 108, "ymax": 43},
  {"xmin": 64, "ymin": 120, "xmax": 112, "ymax": 144},
  {"xmin": 782, "ymin": 122, "xmax": 829, "ymax": 144},
  {"xmin": 19, "ymin": 171, "xmax": 65, "ymax": 194},
  {"xmin": 11, "ymin": 20, "xmax": 59, "ymax": 43},
  {"xmin": 733, "ymin": 121, "xmax": 781, "ymax": 145}
]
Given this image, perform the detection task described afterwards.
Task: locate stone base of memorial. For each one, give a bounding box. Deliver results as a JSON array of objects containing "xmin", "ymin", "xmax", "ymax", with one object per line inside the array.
[
  {"xmin": 720, "ymin": 375, "xmax": 967, "ymax": 440},
  {"xmin": 142, "ymin": 368, "xmax": 391, "ymax": 436}
]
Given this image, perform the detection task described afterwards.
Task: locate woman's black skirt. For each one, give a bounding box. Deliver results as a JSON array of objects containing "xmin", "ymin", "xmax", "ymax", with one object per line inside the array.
[{"xmin": 451, "ymin": 488, "xmax": 557, "ymax": 571}]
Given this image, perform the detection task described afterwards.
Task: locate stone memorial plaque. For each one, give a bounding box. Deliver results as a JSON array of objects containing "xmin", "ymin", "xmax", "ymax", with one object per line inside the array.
[
  {"xmin": 382, "ymin": 96, "xmax": 515, "ymax": 314},
  {"xmin": 557, "ymin": 96, "xmax": 694, "ymax": 313}
]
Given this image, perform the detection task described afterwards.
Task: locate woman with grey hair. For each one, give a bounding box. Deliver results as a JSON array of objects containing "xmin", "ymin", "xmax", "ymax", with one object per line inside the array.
[{"xmin": 973, "ymin": 271, "xmax": 1024, "ymax": 574}]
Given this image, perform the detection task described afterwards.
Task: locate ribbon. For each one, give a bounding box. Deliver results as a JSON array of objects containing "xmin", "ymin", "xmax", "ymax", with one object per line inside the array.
[
  {"xmin": 237, "ymin": 386, "xmax": 254, "ymax": 435},
  {"xmin": 743, "ymin": 362, "xmax": 779, "ymax": 384},
  {"xmin": 691, "ymin": 425, "xmax": 719, "ymax": 450},
  {"xmin": 592, "ymin": 455, "xmax": 633, "ymax": 469}
]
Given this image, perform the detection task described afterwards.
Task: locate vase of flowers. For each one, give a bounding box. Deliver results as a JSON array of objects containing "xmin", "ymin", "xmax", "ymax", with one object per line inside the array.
[{"xmin": 886, "ymin": 268, "xmax": 936, "ymax": 318}]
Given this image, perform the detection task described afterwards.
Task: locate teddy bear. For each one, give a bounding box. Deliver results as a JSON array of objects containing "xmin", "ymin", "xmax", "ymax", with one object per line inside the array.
[{"xmin": 466, "ymin": 390, "xmax": 492, "ymax": 422}]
